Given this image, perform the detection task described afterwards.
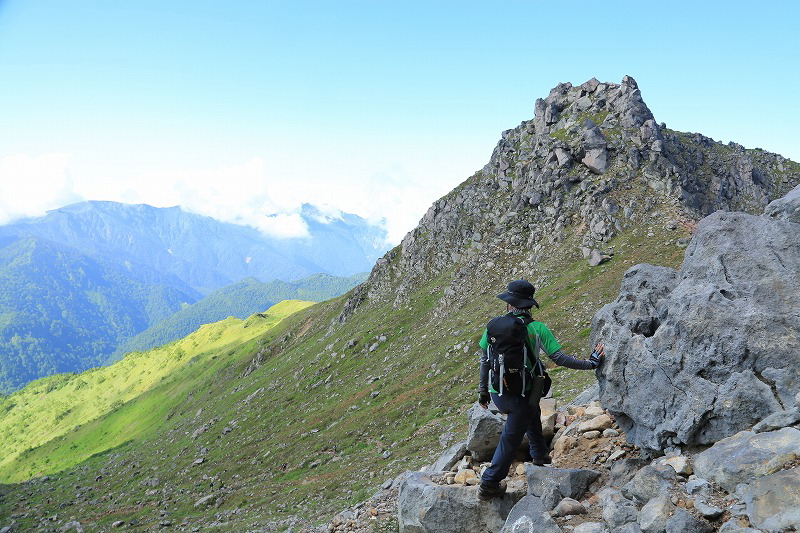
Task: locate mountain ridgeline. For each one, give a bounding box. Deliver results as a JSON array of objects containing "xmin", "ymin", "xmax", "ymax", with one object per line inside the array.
[
  {"xmin": 0, "ymin": 203, "xmax": 385, "ymax": 391},
  {"xmin": 341, "ymin": 76, "xmax": 798, "ymax": 322},
  {"xmin": 0, "ymin": 76, "xmax": 798, "ymax": 531},
  {"xmin": 0, "ymin": 201, "xmax": 386, "ymax": 292}
]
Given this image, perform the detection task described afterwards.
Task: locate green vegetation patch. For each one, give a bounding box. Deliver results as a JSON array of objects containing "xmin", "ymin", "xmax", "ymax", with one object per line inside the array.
[{"xmin": 0, "ymin": 300, "xmax": 314, "ymax": 481}]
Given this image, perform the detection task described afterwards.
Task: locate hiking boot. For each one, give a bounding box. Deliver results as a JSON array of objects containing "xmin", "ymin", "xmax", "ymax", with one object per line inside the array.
[
  {"xmin": 531, "ymin": 455, "xmax": 552, "ymax": 466},
  {"xmin": 478, "ymin": 482, "xmax": 505, "ymax": 500}
]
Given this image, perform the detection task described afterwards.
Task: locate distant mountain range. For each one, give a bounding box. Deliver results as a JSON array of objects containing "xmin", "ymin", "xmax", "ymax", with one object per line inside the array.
[
  {"xmin": 0, "ymin": 201, "xmax": 388, "ymax": 293},
  {"xmin": 0, "ymin": 201, "xmax": 387, "ymax": 391}
]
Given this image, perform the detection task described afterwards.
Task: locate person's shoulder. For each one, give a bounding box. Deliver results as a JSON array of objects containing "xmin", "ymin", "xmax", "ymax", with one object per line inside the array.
[{"xmin": 528, "ymin": 320, "xmax": 553, "ymax": 333}]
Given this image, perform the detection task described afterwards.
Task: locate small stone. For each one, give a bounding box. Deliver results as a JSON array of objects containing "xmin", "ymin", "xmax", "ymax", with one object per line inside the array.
[
  {"xmin": 588, "ymin": 249, "xmax": 610, "ymax": 267},
  {"xmin": 685, "ymin": 478, "xmax": 709, "ymax": 495},
  {"xmin": 193, "ymin": 458, "xmax": 205, "ymax": 465},
  {"xmin": 608, "ymin": 449, "xmax": 626, "ymax": 462},
  {"xmin": 553, "ymin": 497, "xmax": 587, "ymax": 517},
  {"xmin": 583, "ymin": 430, "xmax": 601, "ymax": 440},
  {"xmin": 693, "ymin": 498, "xmax": 724, "ymax": 519},
  {"xmin": 603, "ymin": 428, "xmax": 620, "ymax": 438},
  {"xmin": 454, "ymin": 469, "xmax": 478, "ymax": 484},
  {"xmin": 663, "ymin": 455, "xmax": 693, "ymax": 476},
  {"xmin": 573, "ymin": 523, "xmax": 606, "ymax": 533},
  {"xmin": 194, "ymin": 494, "xmax": 218, "ymax": 508},
  {"xmin": 579, "ymin": 414, "xmax": 614, "ymax": 432}
]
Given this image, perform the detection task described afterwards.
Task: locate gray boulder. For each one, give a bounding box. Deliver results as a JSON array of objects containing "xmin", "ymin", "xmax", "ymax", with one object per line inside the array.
[
  {"xmin": 500, "ymin": 495, "xmax": 563, "ymax": 533},
  {"xmin": 582, "ymin": 147, "xmax": 608, "ymax": 174},
  {"xmin": 591, "ymin": 207, "xmax": 800, "ymax": 453},
  {"xmin": 664, "ymin": 508, "xmax": 713, "ymax": 533},
  {"xmin": 764, "ymin": 183, "xmax": 800, "ymax": 222},
  {"xmin": 752, "ymin": 406, "xmax": 800, "ymax": 433},
  {"xmin": 572, "ymin": 523, "xmax": 606, "ymax": 533},
  {"xmin": 693, "ymin": 427, "xmax": 800, "ymax": 491},
  {"xmin": 638, "ymin": 493, "xmax": 675, "ymax": 533},
  {"xmin": 598, "ymin": 487, "xmax": 639, "ymax": 529},
  {"xmin": 397, "ymin": 471, "xmax": 521, "ymax": 533},
  {"xmin": 615, "ymin": 525, "xmax": 644, "ymax": 533},
  {"xmin": 622, "ymin": 464, "xmax": 677, "ymax": 504},
  {"xmin": 425, "ymin": 441, "xmax": 468, "ymax": 473},
  {"xmin": 465, "ymin": 404, "xmax": 505, "ymax": 461},
  {"xmin": 739, "ymin": 468, "xmax": 800, "ymax": 532},
  {"xmin": 524, "ymin": 464, "xmax": 600, "ymax": 501},
  {"xmin": 610, "ymin": 458, "xmax": 649, "ymax": 488}
]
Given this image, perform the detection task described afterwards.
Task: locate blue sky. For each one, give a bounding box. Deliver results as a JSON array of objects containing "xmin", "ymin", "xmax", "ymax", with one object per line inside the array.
[{"xmin": 0, "ymin": 1, "xmax": 798, "ymax": 244}]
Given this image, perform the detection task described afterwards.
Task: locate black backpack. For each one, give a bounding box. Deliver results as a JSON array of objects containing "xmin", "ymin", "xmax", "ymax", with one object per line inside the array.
[{"xmin": 486, "ymin": 313, "xmax": 541, "ymax": 396}]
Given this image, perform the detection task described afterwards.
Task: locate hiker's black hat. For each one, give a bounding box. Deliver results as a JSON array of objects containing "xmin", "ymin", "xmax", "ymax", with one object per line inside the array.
[{"xmin": 497, "ymin": 279, "xmax": 540, "ymax": 309}]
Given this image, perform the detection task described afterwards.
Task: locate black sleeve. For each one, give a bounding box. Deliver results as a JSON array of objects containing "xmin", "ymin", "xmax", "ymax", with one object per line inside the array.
[
  {"xmin": 548, "ymin": 349, "xmax": 594, "ymax": 370},
  {"xmin": 479, "ymin": 349, "xmax": 490, "ymax": 393}
]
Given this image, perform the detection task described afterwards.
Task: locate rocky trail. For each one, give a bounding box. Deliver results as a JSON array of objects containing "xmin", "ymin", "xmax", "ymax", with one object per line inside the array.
[{"xmin": 314, "ymin": 386, "xmax": 799, "ymax": 533}]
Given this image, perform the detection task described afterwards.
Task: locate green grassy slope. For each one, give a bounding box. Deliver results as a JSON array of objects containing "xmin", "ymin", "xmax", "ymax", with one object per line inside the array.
[
  {"xmin": 0, "ymin": 300, "xmax": 313, "ymax": 482},
  {"xmin": 108, "ymin": 273, "xmax": 367, "ymax": 363},
  {"xmin": 0, "ymin": 219, "xmax": 689, "ymax": 531}
]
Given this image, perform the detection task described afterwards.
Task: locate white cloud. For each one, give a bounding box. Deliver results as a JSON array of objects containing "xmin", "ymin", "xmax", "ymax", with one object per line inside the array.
[
  {"xmin": 0, "ymin": 150, "xmax": 464, "ymax": 245},
  {"xmin": 0, "ymin": 153, "xmax": 82, "ymax": 225}
]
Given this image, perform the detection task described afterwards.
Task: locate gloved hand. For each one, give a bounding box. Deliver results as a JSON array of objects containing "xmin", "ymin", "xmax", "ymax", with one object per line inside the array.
[
  {"xmin": 589, "ymin": 343, "xmax": 605, "ymax": 369},
  {"xmin": 479, "ymin": 391, "xmax": 491, "ymax": 407}
]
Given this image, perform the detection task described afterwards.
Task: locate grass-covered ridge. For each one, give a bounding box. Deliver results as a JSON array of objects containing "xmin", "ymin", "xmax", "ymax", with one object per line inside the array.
[
  {"xmin": 0, "ymin": 300, "xmax": 313, "ymax": 482},
  {"xmin": 108, "ymin": 273, "xmax": 367, "ymax": 363},
  {"xmin": 0, "ymin": 217, "xmax": 690, "ymax": 530}
]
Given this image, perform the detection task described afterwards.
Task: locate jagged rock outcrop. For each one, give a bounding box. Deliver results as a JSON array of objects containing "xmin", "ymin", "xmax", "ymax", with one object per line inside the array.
[
  {"xmin": 336, "ymin": 77, "xmax": 800, "ymax": 322},
  {"xmin": 390, "ymin": 392, "xmax": 799, "ymax": 533},
  {"xmin": 591, "ymin": 185, "xmax": 800, "ymax": 453}
]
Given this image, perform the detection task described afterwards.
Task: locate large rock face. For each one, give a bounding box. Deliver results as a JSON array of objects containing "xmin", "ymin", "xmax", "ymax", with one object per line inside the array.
[{"xmin": 591, "ymin": 188, "xmax": 800, "ymax": 453}]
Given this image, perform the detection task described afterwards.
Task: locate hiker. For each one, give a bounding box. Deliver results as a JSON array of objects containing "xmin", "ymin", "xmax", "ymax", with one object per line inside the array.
[{"xmin": 477, "ymin": 279, "xmax": 604, "ymax": 500}]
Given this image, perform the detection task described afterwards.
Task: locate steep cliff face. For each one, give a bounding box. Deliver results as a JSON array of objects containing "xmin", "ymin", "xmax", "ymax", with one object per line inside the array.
[{"xmin": 340, "ymin": 76, "xmax": 800, "ymax": 321}]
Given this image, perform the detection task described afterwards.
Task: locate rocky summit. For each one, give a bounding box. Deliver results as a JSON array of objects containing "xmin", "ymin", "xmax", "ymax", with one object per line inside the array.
[{"xmin": 339, "ymin": 76, "xmax": 798, "ymax": 322}]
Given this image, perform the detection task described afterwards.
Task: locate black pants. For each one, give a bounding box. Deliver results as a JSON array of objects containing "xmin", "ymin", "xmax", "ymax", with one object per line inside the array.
[{"xmin": 481, "ymin": 391, "xmax": 546, "ymax": 485}]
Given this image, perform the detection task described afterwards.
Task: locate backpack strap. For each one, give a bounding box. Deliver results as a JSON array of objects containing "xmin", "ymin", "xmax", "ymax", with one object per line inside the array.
[
  {"xmin": 514, "ymin": 313, "xmax": 534, "ymax": 396},
  {"xmin": 514, "ymin": 315, "xmax": 549, "ymax": 394}
]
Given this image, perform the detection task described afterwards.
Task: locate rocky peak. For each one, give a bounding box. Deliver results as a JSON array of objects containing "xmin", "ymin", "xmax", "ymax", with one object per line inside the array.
[{"xmin": 338, "ymin": 77, "xmax": 800, "ymax": 322}]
